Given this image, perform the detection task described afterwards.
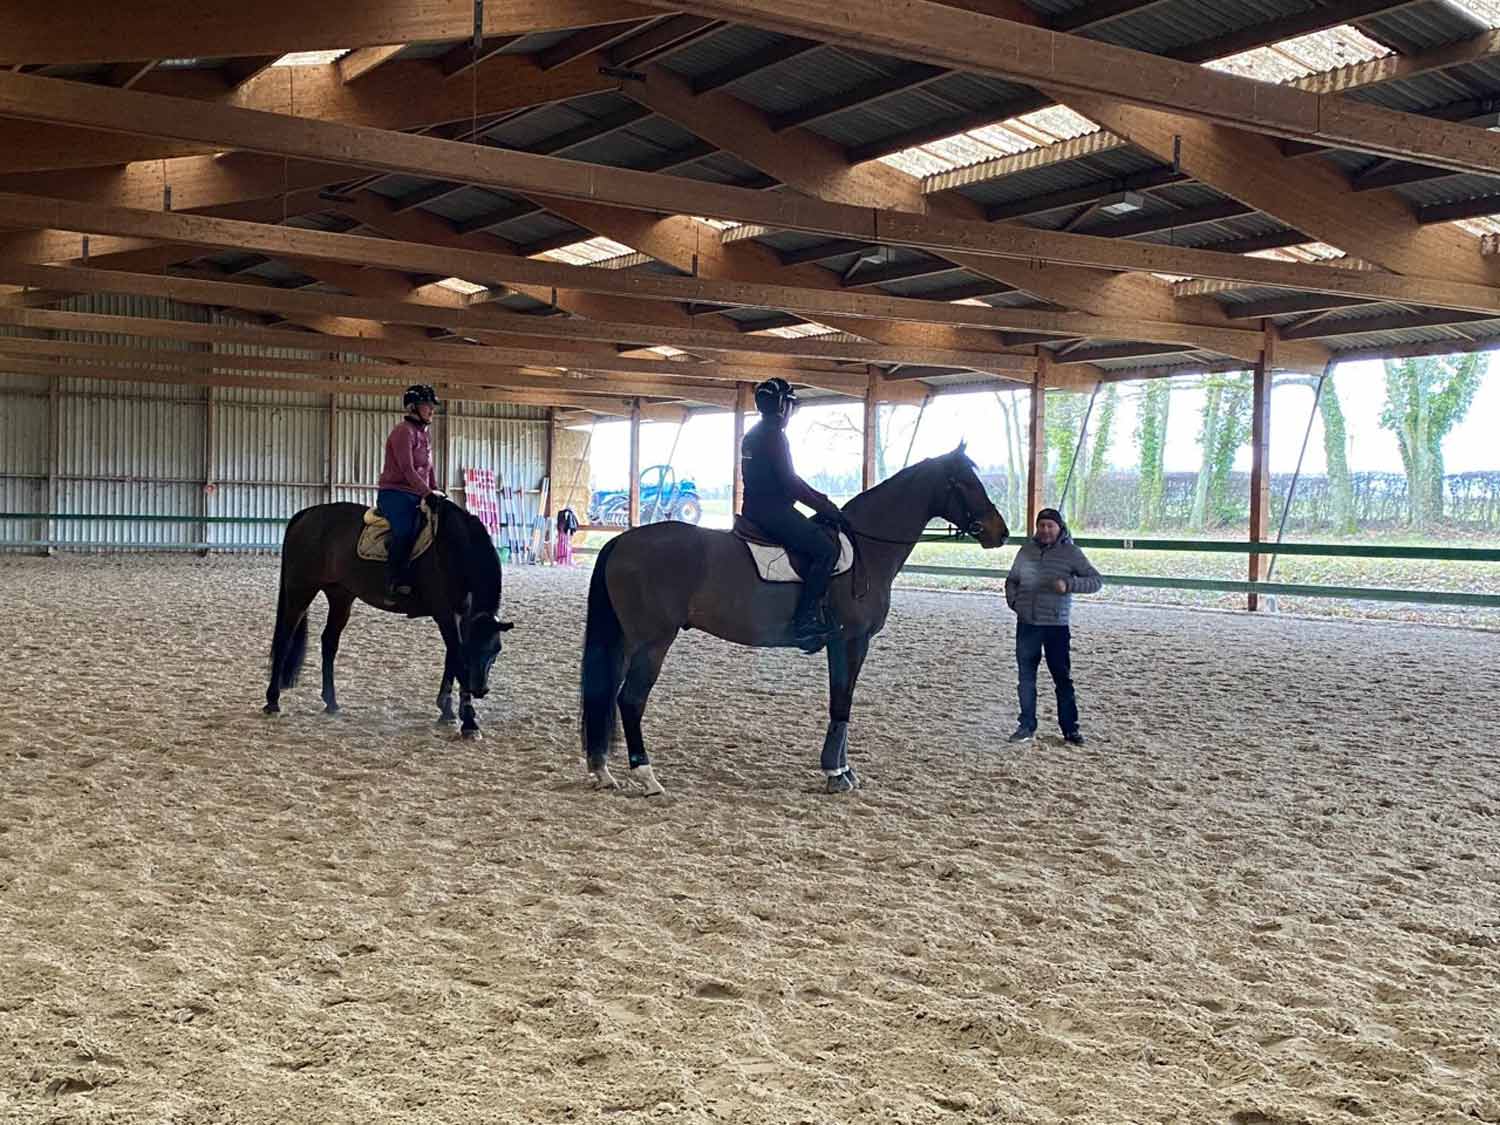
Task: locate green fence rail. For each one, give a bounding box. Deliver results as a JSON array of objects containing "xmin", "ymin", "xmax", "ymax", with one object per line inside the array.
[{"xmin": 6, "ymin": 514, "xmax": 1499, "ymax": 610}]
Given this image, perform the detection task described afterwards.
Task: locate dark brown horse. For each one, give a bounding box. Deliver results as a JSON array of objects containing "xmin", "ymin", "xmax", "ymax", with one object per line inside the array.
[
  {"xmin": 579, "ymin": 446, "xmax": 1008, "ymax": 794},
  {"xmin": 264, "ymin": 494, "xmax": 512, "ymax": 737}
]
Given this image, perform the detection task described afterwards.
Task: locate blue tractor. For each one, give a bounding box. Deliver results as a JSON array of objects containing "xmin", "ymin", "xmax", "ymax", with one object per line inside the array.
[{"xmin": 588, "ymin": 464, "xmax": 703, "ymax": 527}]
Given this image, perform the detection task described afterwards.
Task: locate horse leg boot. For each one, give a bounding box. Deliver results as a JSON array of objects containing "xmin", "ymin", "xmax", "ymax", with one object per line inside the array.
[
  {"xmin": 617, "ymin": 640, "xmax": 672, "ymax": 796},
  {"xmin": 458, "ymin": 688, "xmax": 480, "ymax": 739},
  {"xmin": 822, "ymin": 633, "xmax": 870, "ymax": 793},
  {"xmin": 435, "ymin": 651, "xmax": 459, "ymax": 725}
]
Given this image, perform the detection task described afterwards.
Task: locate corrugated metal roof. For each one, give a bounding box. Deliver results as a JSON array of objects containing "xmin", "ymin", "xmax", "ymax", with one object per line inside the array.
[
  {"xmin": 1392, "ymin": 172, "xmax": 1500, "ymax": 205},
  {"xmin": 1324, "ymin": 320, "xmax": 1500, "ymax": 348},
  {"xmin": 1082, "ymin": 0, "xmax": 1317, "ymax": 55},
  {"xmin": 729, "ymin": 47, "xmax": 910, "ymax": 116},
  {"xmin": 1359, "ymin": 1, "xmax": 1492, "ymax": 54},
  {"xmin": 1343, "ymin": 59, "xmax": 1500, "ymax": 113},
  {"xmin": 497, "ymin": 212, "xmax": 587, "ymax": 247},
  {"xmin": 658, "ymin": 25, "xmax": 793, "ymax": 81},
  {"xmin": 945, "ymin": 147, "xmax": 1162, "ymax": 208}
]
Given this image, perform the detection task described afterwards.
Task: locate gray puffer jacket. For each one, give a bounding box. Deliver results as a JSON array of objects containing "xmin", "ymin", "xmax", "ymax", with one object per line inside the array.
[{"xmin": 1005, "ymin": 516, "xmax": 1102, "ymax": 627}]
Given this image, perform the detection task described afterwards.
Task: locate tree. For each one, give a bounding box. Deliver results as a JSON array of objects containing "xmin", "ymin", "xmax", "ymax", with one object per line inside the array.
[
  {"xmin": 1044, "ymin": 390, "xmax": 1088, "ymax": 499},
  {"xmin": 1280, "ymin": 371, "xmax": 1357, "ymax": 536},
  {"xmin": 1186, "ymin": 372, "xmax": 1253, "ymax": 530},
  {"xmin": 994, "ymin": 389, "xmax": 1029, "ymax": 521},
  {"xmin": 1072, "ymin": 384, "xmax": 1118, "ymax": 529},
  {"xmin": 1380, "ymin": 354, "xmax": 1485, "ymax": 529},
  {"xmin": 1133, "ymin": 379, "xmax": 1172, "ymax": 530},
  {"xmin": 805, "ymin": 402, "xmax": 918, "ymax": 485}
]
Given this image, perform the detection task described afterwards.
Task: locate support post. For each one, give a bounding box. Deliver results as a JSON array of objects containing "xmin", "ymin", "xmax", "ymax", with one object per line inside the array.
[
  {"xmin": 1248, "ymin": 326, "xmax": 1275, "ymax": 611},
  {"xmin": 862, "ymin": 370, "xmax": 879, "ymax": 491},
  {"xmin": 202, "ymin": 384, "xmax": 215, "ymax": 554},
  {"xmin": 326, "ymin": 394, "xmax": 337, "ymax": 504},
  {"xmin": 628, "ymin": 398, "xmax": 642, "ymax": 528},
  {"xmin": 44, "ymin": 375, "xmax": 59, "ymax": 554},
  {"xmin": 544, "ymin": 407, "xmax": 557, "ymax": 518},
  {"xmin": 1025, "ymin": 351, "xmax": 1048, "ymax": 532},
  {"xmin": 732, "ymin": 381, "xmax": 749, "ymax": 515}
]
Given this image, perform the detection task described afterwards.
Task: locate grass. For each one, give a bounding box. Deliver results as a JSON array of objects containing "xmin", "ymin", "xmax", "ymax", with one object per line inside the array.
[{"xmin": 576, "ymin": 508, "xmax": 1500, "ymax": 631}]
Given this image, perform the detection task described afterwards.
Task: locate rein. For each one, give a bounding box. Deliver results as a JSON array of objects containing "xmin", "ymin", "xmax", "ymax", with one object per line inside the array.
[{"xmin": 840, "ymin": 476, "xmax": 986, "ymax": 598}]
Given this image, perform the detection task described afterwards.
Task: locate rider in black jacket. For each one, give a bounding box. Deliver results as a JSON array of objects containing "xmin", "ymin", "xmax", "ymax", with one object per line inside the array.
[{"xmin": 740, "ymin": 378, "xmax": 851, "ymax": 651}]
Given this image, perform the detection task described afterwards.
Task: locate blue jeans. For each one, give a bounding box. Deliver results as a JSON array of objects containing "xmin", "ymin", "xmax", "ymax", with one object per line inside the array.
[
  {"xmin": 1017, "ymin": 622, "xmax": 1078, "ymax": 735},
  {"xmin": 377, "ymin": 489, "xmax": 423, "ymax": 574}
]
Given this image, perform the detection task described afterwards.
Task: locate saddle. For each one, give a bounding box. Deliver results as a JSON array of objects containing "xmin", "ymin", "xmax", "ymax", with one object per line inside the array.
[
  {"xmin": 356, "ymin": 501, "xmax": 439, "ymax": 563},
  {"xmin": 732, "ymin": 515, "xmax": 854, "ymax": 584}
]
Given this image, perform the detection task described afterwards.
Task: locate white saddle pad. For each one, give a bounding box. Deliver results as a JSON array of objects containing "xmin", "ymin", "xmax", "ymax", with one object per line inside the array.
[{"xmin": 744, "ymin": 532, "xmax": 854, "ymax": 583}]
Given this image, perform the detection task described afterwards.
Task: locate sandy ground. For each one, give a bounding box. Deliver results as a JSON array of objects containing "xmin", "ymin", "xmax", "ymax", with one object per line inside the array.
[{"xmin": 2, "ymin": 555, "xmax": 1498, "ymax": 1125}]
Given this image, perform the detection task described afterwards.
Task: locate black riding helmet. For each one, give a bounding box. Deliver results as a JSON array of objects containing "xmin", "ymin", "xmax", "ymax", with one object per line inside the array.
[
  {"xmin": 403, "ymin": 383, "xmax": 440, "ymax": 411},
  {"xmin": 753, "ymin": 377, "xmax": 797, "ymax": 419}
]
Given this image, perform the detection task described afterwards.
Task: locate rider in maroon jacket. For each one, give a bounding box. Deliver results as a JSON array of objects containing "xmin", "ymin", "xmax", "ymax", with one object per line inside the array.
[{"xmin": 377, "ymin": 384, "xmax": 440, "ymax": 602}]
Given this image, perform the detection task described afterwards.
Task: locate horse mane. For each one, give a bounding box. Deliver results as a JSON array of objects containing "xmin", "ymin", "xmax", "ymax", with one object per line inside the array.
[
  {"xmin": 844, "ymin": 447, "xmax": 969, "ymax": 516},
  {"xmin": 438, "ymin": 498, "xmax": 502, "ymax": 614}
]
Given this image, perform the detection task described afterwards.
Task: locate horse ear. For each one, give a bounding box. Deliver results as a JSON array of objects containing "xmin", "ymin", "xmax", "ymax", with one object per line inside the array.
[{"xmin": 955, "ymin": 439, "xmax": 968, "ymax": 457}]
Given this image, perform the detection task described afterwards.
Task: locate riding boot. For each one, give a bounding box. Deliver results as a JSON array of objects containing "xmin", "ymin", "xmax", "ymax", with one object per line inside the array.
[
  {"xmin": 791, "ymin": 588, "xmax": 835, "ymax": 654},
  {"xmin": 384, "ymin": 538, "xmax": 414, "ymax": 604}
]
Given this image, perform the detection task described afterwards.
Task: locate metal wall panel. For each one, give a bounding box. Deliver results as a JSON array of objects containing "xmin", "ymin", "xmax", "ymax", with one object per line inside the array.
[
  {"xmin": 1, "ymin": 303, "xmax": 552, "ymax": 551},
  {"xmin": 0, "ymin": 374, "xmax": 48, "ymax": 552}
]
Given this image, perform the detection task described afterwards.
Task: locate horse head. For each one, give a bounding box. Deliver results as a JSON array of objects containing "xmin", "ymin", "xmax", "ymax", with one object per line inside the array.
[
  {"xmin": 938, "ymin": 444, "xmax": 1009, "ymax": 548},
  {"xmin": 462, "ymin": 612, "xmax": 514, "ymax": 699}
]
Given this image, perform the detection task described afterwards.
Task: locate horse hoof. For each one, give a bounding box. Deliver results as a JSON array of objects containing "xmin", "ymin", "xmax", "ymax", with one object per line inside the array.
[
  {"xmin": 323, "ymin": 704, "xmax": 340, "ymax": 715},
  {"xmin": 461, "ymin": 728, "xmax": 482, "ymax": 741},
  {"xmin": 590, "ymin": 765, "xmax": 620, "ymax": 790},
  {"xmin": 825, "ymin": 767, "xmax": 861, "ymax": 794},
  {"xmin": 262, "ymin": 703, "xmax": 280, "ymax": 716},
  {"xmin": 436, "ymin": 715, "xmax": 456, "ymax": 726},
  {"xmin": 630, "ymin": 764, "xmax": 666, "ymax": 797}
]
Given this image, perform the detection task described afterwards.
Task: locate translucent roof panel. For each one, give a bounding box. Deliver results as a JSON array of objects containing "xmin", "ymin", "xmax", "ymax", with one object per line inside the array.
[
  {"xmin": 434, "ymin": 277, "xmax": 488, "ymax": 296},
  {"xmin": 882, "ymin": 105, "xmax": 1099, "ymax": 178},
  {"xmin": 1205, "ymin": 25, "xmax": 1391, "ymax": 83},
  {"xmin": 538, "ymin": 236, "xmax": 637, "ymax": 265},
  {"xmin": 273, "ymin": 50, "xmax": 350, "ymax": 67},
  {"xmin": 878, "ymin": 25, "xmax": 1388, "ymax": 178},
  {"xmin": 758, "ymin": 322, "xmax": 838, "ymax": 339},
  {"xmin": 1445, "ymin": 0, "xmax": 1500, "ymax": 27},
  {"xmin": 1247, "ymin": 241, "xmax": 1347, "ymax": 264}
]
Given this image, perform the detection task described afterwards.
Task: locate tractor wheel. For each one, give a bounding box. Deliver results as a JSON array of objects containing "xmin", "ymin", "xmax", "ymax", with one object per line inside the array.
[{"xmin": 676, "ymin": 497, "xmax": 702, "ymax": 525}]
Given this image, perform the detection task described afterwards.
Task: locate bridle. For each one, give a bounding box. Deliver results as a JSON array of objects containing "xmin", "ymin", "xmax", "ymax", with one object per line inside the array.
[{"xmin": 842, "ymin": 474, "xmax": 989, "ymax": 546}]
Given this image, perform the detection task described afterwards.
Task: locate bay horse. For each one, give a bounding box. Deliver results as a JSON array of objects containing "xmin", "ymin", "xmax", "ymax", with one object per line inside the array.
[
  {"xmin": 579, "ymin": 446, "xmax": 1008, "ymax": 794},
  {"xmin": 264, "ymin": 494, "xmax": 513, "ymax": 737}
]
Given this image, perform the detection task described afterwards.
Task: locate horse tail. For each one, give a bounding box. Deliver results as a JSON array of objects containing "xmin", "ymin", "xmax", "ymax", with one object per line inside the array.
[
  {"xmin": 268, "ymin": 511, "xmax": 313, "ymax": 691},
  {"xmin": 579, "ymin": 537, "xmax": 626, "ymax": 770}
]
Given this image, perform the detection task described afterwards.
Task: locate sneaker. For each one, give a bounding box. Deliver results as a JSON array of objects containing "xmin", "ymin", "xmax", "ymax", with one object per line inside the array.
[
  {"xmin": 1007, "ymin": 726, "xmax": 1035, "ymax": 744},
  {"xmin": 1063, "ymin": 730, "xmax": 1086, "ymax": 746}
]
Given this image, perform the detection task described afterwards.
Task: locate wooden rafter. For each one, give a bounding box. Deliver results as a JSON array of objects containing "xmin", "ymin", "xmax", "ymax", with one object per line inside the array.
[
  {"xmin": 0, "ymin": 194, "xmax": 1281, "ymax": 359},
  {"xmin": 0, "ymin": 262, "xmax": 1039, "ymax": 374},
  {"xmin": 0, "ymin": 0, "xmax": 655, "ymax": 65}
]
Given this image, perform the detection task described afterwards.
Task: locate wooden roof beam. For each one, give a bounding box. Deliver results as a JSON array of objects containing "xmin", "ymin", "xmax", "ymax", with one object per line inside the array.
[
  {"xmin": 0, "ymin": 196, "xmax": 1284, "ymax": 360},
  {"xmin": 1060, "ymin": 93, "xmax": 1495, "ymax": 286},
  {"xmin": 0, "ymin": 0, "xmax": 657, "ymax": 65},
  {"xmin": 0, "ymin": 261, "xmax": 1047, "ymax": 375},
  {"xmin": 338, "ymin": 45, "xmax": 407, "ymax": 83}
]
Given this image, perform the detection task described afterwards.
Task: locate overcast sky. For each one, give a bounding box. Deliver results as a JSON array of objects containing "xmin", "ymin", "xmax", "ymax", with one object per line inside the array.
[{"xmin": 583, "ymin": 354, "xmax": 1500, "ymax": 490}]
